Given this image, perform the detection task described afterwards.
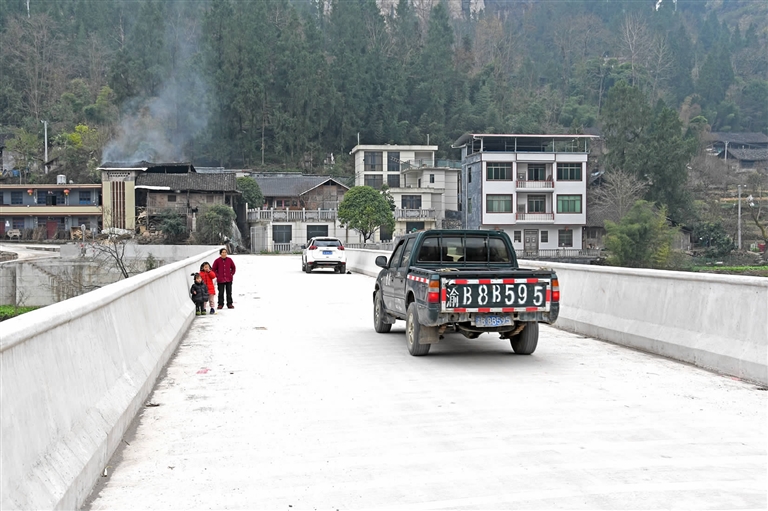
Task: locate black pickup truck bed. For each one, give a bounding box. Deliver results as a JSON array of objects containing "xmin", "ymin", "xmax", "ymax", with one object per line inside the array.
[{"xmin": 373, "ymin": 230, "xmax": 559, "ymax": 356}]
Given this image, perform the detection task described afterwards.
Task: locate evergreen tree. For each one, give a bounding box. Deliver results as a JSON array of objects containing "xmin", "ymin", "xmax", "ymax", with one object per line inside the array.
[{"xmin": 601, "ymin": 81, "xmax": 651, "ymax": 176}]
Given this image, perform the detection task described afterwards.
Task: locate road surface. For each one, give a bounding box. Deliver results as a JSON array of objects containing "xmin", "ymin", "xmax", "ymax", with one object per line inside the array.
[{"xmin": 85, "ymin": 255, "xmax": 767, "ymax": 510}]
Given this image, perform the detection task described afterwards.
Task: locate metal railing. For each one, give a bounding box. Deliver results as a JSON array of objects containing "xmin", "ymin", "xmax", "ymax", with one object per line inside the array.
[
  {"xmin": 400, "ymin": 159, "xmax": 462, "ymax": 170},
  {"xmin": 518, "ymin": 248, "xmax": 600, "ymax": 258},
  {"xmin": 247, "ymin": 208, "xmax": 337, "ymax": 223},
  {"xmin": 515, "ymin": 212, "xmax": 555, "ymax": 221},
  {"xmin": 394, "ymin": 208, "xmax": 436, "ymax": 219},
  {"xmin": 346, "ymin": 242, "xmax": 395, "ymax": 251},
  {"xmin": 516, "ymin": 180, "xmax": 554, "ymax": 189}
]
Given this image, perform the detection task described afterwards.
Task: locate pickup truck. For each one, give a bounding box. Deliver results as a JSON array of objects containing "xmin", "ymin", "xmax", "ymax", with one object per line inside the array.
[{"xmin": 373, "ymin": 230, "xmax": 559, "ymax": 356}]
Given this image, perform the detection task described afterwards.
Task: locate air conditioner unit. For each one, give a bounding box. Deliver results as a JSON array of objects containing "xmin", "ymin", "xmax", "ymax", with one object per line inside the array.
[{"xmin": 57, "ymin": 175, "xmax": 66, "ymax": 184}]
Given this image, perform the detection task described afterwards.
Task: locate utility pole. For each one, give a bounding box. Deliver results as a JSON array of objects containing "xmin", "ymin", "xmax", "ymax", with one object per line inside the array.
[
  {"xmin": 41, "ymin": 120, "xmax": 48, "ymax": 173},
  {"xmin": 738, "ymin": 184, "xmax": 742, "ymax": 250}
]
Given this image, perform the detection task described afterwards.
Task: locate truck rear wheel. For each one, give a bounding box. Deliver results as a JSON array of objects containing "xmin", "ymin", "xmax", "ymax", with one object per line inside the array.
[
  {"xmin": 510, "ymin": 322, "xmax": 538, "ymax": 355},
  {"xmin": 406, "ymin": 302, "xmax": 432, "ymax": 356},
  {"xmin": 373, "ymin": 290, "xmax": 392, "ymax": 333}
]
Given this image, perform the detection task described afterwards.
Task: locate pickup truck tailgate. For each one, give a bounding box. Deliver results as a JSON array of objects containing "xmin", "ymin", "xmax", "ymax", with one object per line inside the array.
[{"xmin": 441, "ymin": 277, "xmax": 552, "ymax": 312}]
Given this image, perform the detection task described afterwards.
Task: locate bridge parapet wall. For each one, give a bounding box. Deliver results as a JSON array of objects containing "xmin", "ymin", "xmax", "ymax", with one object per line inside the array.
[
  {"xmin": 346, "ymin": 249, "xmax": 768, "ymax": 385},
  {"xmin": 0, "ymin": 247, "xmax": 218, "ymax": 510}
]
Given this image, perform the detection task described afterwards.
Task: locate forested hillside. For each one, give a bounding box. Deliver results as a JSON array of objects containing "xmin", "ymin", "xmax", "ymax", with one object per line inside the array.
[{"xmin": 0, "ymin": 0, "xmax": 766, "ymax": 181}]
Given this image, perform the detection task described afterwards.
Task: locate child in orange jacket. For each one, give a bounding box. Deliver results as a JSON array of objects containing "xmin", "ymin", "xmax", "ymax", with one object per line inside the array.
[{"xmin": 199, "ymin": 262, "xmax": 217, "ymax": 315}]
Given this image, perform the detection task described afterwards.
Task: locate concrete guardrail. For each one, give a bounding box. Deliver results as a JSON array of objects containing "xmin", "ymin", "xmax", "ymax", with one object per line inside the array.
[
  {"xmin": 0, "ymin": 248, "xmax": 219, "ymax": 510},
  {"xmin": 346, "ymin": 249, "xmax": 768, "ymax": 386}
]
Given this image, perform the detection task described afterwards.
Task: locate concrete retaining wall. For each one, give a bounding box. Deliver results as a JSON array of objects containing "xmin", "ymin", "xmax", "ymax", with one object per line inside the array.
[
  {"xmin": 346, "ymin": 249, "xmax": 768, "ymax": 385},
  {"xmin": 0, "ymin": 248, "xmax": 219, "ymax": 510}
]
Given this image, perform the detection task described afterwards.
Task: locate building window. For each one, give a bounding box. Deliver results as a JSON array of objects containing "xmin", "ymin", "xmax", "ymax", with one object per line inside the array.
[
  {"xmin": 77, "ymin": 217, "xmax": 91, "ymax": 229},
  {"xmin": 387, "ymin": 174, "xmax": 400, "ymax": 188},
  {"xmin": 406, "ymin": 222, "xmax": 425, "ymax": 233},
  {"xmin": 364, "ymin": 151, "xmax": 383, "ymax": 172},
  {"xmin": 541, "ymin": 231, "xmax": 548, "ymax": 243},
  {"xmin": 387, "ymin": 152, "xmax": 400, "ymax": 172},
  {"xmin": 429, "ymin": 174, "xmax": 435, "ymax": 184},
  {"xmin": 514, "ymin": 230, "xmax": 521, "ymax": 242},
  {"xmin": 273, "ymin": 225, "xmax": 292, "ymax": 244},
  {"xmin": 558, "ymin": 229, "xmax": 573, "ymax": 247},
  {"xmin": 56, "ymin": 193, "xmax": 65, "ymax": 205},
  {"xmin": 364, "ymin": 175, "xmax": 383, "ymax": 189},
  {"xmin": 527, "ymin": 164, "xmax": 546, "ymax": 181},
  {"xmin": 486, "ymin": 195, "xmax": 512, "ymax": 213},
  {"xmin": 487, "ymin": 163, "xmax": 512, "ymax": 180},
  {"xmin": 37, "ymin": 191, "xmax": 47, "ymax": 204},
  {"xmin": 79, "ymin": 191, "xmax": 92, "ymax": 205},
  {"xmin": 557, "ymin": 163, "xmax": 582, "ymax": 180},
  {"xmin": 557, "ymin": 195, "xmax": 582, "ymax": 213},
  {"xmin": 11, "ymin": 191, "xmax": 22, "ymax": 204},
  {"xmin": 12, "ymin": 218, "xmax": 24, "ymax": 229},
  {"xmin": 528, "ymin": 195, "xmax": 546, "ymax": 212},
  {"xmin": 168, "ymin": 194, "xmax": 177, "ymax": 202},
  {"xmin": 468, "ymin": 197, "xmax": 472, "ymax": 212},
  {"xmin": 468, "ymin": 168, "xmax": 472, "ymax": 183},
  {"xmin": 307, "ymin": 225, "xmax": 328, "ymax": 238},
  {"xmin": 401, "ymin": 195, "xmax": 422, "ymax": 209}
]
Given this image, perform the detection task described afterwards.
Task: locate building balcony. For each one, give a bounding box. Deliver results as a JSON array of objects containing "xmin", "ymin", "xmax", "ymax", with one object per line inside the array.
[
  {"xmin": 0, "ymin": 204, "xmax": 102, "ymax": 216},
  {"xmin": 394, "ymin": 208, "xmax": 437, "ymax": 220},
  {"xmin": 516, "ymin": 180, "xmax": 554, "ymax": 189},
  {"xmin": 515, "ymin": 212, "xmax": 555, "ymax": 222},
  {"xmin": 400, "ymin": 159, "xmax": 461, "ymax": 170},
  {"xmin": 247, "ymin": 208, "xmax": 337, "ymax": 223}
]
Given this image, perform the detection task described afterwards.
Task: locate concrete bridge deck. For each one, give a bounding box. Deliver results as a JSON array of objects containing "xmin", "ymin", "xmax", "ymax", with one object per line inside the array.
[{"xmin": 84, "ymin": 255, "xmax": 767, "ymax": 510}]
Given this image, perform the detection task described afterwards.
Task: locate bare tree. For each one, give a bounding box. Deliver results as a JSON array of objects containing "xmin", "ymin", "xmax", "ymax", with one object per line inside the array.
[
  {"xmin": 591, "ymin": 168, "xmax": 649, "ymax": 224},
  {"xmin": 619, "ymin": 14, "xmax": 652, "ymax": 87},
  {"xmin": 648, "ymin": 35, "xmax": 674, "ymax": 102},
  {"xmin": 746, "ymin": 173, "xmax": 768, "ymax": 257},
  {"xmin": 1, "ymin": 14, "xmax": 66, "ymax": 120}
]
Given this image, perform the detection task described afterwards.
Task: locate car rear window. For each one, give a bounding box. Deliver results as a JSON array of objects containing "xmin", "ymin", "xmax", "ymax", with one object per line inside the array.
[{"xmin": 315, "ymin": 239, "xmax": 341, "ymax": 247}]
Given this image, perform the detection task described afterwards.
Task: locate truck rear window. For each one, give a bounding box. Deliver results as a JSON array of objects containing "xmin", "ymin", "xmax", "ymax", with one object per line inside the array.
[{"xmin": 416, "ymin": 236, "xmax": 512, "ymax": 263}]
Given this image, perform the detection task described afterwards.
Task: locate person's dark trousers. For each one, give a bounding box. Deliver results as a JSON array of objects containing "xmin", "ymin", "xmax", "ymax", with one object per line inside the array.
[{"xmin": 217, "ymin": 282, "xmax": 233, "ymax": 307}]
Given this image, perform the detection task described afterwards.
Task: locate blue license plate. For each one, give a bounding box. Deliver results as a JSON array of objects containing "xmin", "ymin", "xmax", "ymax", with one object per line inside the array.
[
  {"xmin": 323, "ymin": 250, "xmax": 333, "ymax": 255},
  {"xmin": 473, "ymin": 315, "xmax": 513, "ymax": 327}
]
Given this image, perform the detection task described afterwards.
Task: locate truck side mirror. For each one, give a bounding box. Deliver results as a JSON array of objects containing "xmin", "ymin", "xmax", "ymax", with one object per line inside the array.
[
  {"xmin": 301, "ymin": 244, "xmax": 306, "ymax": 249},
  {"xmin": 375, "ymin": 255, "xmax": 388, "ymax": 268}
]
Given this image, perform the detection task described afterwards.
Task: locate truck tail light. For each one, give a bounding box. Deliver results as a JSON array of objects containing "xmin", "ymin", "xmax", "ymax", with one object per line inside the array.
[
  {"xmin": 427, "ymin": 278, "xmax": 440, "ymax": 303},
  {"xmin": 551, "ymin": 278, "xmax": 560, "ymax": 302}
]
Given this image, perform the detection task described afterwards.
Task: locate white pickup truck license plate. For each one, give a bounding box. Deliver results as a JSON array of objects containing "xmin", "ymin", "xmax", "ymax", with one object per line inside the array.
[
  {"xmin": 473, "ymin": 315, "xmax": 513, "ymax": 327},
  {"xmin": 323, "ymin": 250, "xmax": 333, "ymax": 255}
]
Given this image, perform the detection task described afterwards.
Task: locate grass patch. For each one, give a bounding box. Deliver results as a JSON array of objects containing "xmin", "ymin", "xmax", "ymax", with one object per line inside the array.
[{"xmin": 0, "ymin": 305, "xmax": 38, "ymax": 322}]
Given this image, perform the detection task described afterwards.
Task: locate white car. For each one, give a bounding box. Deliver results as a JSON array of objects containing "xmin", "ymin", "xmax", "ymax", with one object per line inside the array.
[{"xmin": 302, "ymin": 237, "xmax": 347, "ymax": 273}]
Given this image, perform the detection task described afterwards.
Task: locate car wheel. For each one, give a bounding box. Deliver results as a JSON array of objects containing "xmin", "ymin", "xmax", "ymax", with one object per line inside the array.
[
  {"xmin": 301, "ymin": 259, "xmax": 306, "ymax": 271},
  {"xmin": 406, "ymin": 302, "xmax": 431, "ymax": 356},
  {"xmin": 340, "ymin": 264, "xmax": 346, "ymax": 274},
  {"xmin": 305, "ymin": 263, "xmax": 312, "ymax": 273},
  {"xmin": 510, "ymin": 322, "xmax": 539, "ymax": 355},
  {"xmin": 373, "ymin": 290, "xmax": 392, "ymax": 333}
]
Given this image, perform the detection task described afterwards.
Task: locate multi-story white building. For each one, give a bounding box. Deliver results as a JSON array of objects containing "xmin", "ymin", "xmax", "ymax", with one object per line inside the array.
[
  {"xmin": 349, "ymin": 144, "xmax": 461, "ymax": 240},
  {"xmin": 452, "ymin": 133, "xmax": 597, "ymax": 255}
]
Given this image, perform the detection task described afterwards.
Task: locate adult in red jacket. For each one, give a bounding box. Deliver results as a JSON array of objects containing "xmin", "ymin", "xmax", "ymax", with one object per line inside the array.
[{"xmin": 212, "ymin": 247, "xmax": 236, "ymax": 309}]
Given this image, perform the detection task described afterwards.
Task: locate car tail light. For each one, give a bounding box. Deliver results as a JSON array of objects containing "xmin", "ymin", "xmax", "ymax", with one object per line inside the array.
[
  {"xmin": 309, "ymin": 245, "xmax": 317, "ymax": 250},
  {"xmin": 338, "ymin": 245, "xmax": 345, "ymax": 250},
  {"xmin": 427, "ymin": 278, "xmax": 440, "ymax": 303},
  {"xmin": 551, "ymin": 278, "xmax": 560, "ymax": 302}
]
